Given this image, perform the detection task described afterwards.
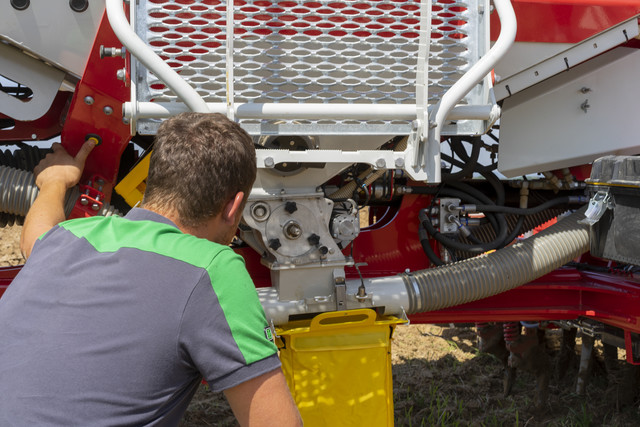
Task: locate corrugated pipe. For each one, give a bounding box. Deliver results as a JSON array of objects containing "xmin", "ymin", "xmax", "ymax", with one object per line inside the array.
[
  {"xmin": 0, "ymin": 165, "xmax": 121, "ymax": 219},
  {"xmin": 400, "ymin": 206, "xmax": 589, "ymax": 314},
  {"xmin": 260, "ymin": 207, "xmax": 589, "ymax": 324}
]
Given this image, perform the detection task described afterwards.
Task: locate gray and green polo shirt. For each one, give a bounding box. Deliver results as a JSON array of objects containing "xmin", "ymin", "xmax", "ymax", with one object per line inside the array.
[{"xmin": 0, "ymin": 208, "xmax": 279, "ymax": 426}]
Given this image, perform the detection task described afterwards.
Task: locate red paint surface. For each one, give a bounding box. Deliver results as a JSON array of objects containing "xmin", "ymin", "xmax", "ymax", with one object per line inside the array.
[
  {"xmin": 60, "ymin": 10, "xmax": 132, "ymax": 198},
  {"xmin": 491, "ymin": 0, "xmax": 640, "ymax": 43}
]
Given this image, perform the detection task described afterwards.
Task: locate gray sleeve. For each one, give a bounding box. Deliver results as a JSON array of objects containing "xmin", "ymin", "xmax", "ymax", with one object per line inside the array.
[{"xmin": 178, "ymin": 272, "xmax": 281, "ymax": 392}]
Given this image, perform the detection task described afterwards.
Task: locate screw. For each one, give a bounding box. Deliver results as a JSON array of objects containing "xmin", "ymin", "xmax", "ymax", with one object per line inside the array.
[
  {"xmin": 103, "ymin": 106, "xmax": 113, "ymax": 115},
  {"xmin": 264, "ymin": 157, "xmax": 274, "ymax": 168},
  {"xmin": 580, "ymin": 100, "xmax": 590, "ymax": 113},
  {"xmin": 80, "ymin": 197, "xmax": 89, "ymax": 206},
  {"xmin": 395, "ymin": 158, "xmax": 405, "ymax": 168},
  {"xmin": 31, "ymin": 134, "xmax": 37, "ymax": 140},
  {"xmin": 376, "ymin": 158, "xmax": 386, "ymax": 168},
  {"xmin": 91, "ymin": 203, "xmax": 100, "ymax": 211},
  {"xmin": 318, "ymin": 246, "xmax": 329, "ymax": 255},
  {"xmin": 122, "ymin": 117, "xmax": 130, "ymax": 125},
  {"xmin": 116, "ymin": 68, "xmax": 126, "ymax": 81},
  {"xmin": 580, "ymin": 87, "xmax": 592, "ymax": 94},
  {"xmin": 84, "ymin": 96, "xmax": 94, "ymax": 105}
]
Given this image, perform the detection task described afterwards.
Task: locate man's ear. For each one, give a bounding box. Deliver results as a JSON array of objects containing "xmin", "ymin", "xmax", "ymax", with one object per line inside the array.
[{"xmin": 223, "ymin": 191, "xmax": 245, "ymax": 224}]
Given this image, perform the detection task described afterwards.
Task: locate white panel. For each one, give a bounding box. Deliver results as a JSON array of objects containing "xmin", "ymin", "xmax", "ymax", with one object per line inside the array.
[
  {"xmin": 0, "ymin": 44, "xmax": 65, "ymax": 121},
  {"xmin": 498, "ymin": 47, "xmax": 640, "ymax": 178},
  {"xmin": 0, "ymin": 0, "xmax": 105, "ymax": 77}
]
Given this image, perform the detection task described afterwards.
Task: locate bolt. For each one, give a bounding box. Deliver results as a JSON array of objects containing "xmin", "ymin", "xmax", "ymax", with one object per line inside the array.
[
  {"xmin": 376, "ymin": 158, "xmax": 386, "ymax": 169},
  {"xmin": 103, "ymin": 106, "xmax": 113, "ymax": 115},
  {"xmin": 318, "ymin": 246, "xmax": 329, "ymax": 255},
  {"xmin": 284, "ymin": 221, "xmax": 302, "ymax": 240},
  {"xmin": 122, "ymin": 117, "xmax": 130, "ymax": 125},
  {"xmin": 580, "ymin": 100, "xmax": 590, "ymax": 113},
  {"xmin": 10, "ymin": 0, "xmax": 29, "ymax": 10},
  {"xmin": 84, "ymin": 96, "xmax": 94, "ymax": 105},
  {"xmin": 69, "ymin": 0, "xmax": 89, "ymax": 13},
  {"xmin": 252, "ymin": 205, "xmax": 268, "ymax": 220},
  {"xmin": 91, "ymin": 203, "xmax": 100, "ymax": 211},
  {"xmin": 31, "ymin": 134, "xmax": 37, "ymax": 140},
  {"xmin": 284, "ymin": 201, "xmax": 297, "ymax": 214},
  {"xmin": 264, "ymin": 157, "xmax": 275, "ymax": 168},
  {"xmin": 116, "ymin": 68, "xmax": 126, "ymax": 81},
  {"xmin": 268, "ymin": 238, "xmax": 282, "ymax": 251},
  {"xmin": 395, "ymin": 158, "xmax": 405, "ymax": 168},
  {"xmin": 80, "ymin": 197, "xmax": 89, "ymax": 206}
]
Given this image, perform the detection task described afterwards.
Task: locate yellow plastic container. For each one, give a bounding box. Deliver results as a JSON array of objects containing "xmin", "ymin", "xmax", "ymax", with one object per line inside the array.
[{"xmin": 276, "ymin": 309, "xmax": 406, "ymax": 427}]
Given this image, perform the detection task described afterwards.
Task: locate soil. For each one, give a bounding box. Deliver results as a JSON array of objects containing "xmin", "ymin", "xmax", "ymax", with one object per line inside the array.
[{"xmin": 1, "ymin": 226, "xmax": 639, "ymax": 426}]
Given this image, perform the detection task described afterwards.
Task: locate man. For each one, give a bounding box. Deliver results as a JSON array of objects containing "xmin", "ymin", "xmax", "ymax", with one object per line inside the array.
[{"xmin": 0, "ymin": 113, "xmax": 302, "ymax": 426}]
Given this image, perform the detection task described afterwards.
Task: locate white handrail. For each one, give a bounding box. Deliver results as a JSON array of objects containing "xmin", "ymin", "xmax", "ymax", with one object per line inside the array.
[
  {"xmin": 125, "ymin": 101, "xmax": 498, "ymax": 122},
  {"xmin": 427, "ymin": 0, "xmax": 517, "ymax": 182},
  {"xmin": 105, "ymin": 0, "xmax": 209, "ymax": 113}
]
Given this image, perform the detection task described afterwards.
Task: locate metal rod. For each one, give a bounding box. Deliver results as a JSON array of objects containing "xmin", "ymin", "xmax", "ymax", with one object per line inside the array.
[
  {"xmin": 125, "ymin": 102, "xmax": 497, "ymax": 121},
  {"xmin": 105, "ymin": 0, "xmax": 209, "ymax": 113},
  {"xmin": 225, "ymin": 0, "xmax": 235, "ymax": 120}
]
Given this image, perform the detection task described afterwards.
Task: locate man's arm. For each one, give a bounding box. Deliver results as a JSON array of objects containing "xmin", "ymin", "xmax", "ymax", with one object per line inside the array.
[
  {"xmin": 224, "ymin": 368, "xmax": 303, "ymax": 427},
  {"xmin": 21, "ymin": 140, "xmax": 96, "ymax": 259}
]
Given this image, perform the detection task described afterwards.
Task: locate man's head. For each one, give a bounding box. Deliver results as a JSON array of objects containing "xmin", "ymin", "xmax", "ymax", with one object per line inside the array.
[{"xmin": 143, "ymin": 113, "xmax": 256, "ymax": 229}]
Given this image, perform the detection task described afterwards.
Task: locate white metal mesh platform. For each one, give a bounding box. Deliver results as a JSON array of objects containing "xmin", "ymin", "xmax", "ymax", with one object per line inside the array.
[{"xmin": 133, "ymin": 0, "xmax": 490, "ymax": 136}]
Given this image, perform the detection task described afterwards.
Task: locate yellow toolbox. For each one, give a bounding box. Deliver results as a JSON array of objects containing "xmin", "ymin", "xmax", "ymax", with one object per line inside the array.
[{"xmin": 276, "ymin": 309, "xmax": 406, "ymax": 427}]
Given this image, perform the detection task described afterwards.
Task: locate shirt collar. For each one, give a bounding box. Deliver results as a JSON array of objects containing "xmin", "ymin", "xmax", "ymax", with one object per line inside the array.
[{"xmin": 124, "ymin": 208, "xmax": 179, "ymax": 229}]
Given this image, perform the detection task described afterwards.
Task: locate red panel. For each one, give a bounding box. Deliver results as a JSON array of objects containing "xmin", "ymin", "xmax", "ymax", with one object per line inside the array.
[
  {"xmin": 490, "ymin": 0, "xmax": 640, "ymax": 43},
  {"xmin": 60, "ymin": 10, "xmax": 132, "ymax": 199}
]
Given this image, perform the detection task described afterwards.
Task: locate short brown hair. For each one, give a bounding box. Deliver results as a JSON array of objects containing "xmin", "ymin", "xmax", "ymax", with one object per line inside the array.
[{"xmin": 143, "ymin": 113, "xmax": 256, "ymax": 228}]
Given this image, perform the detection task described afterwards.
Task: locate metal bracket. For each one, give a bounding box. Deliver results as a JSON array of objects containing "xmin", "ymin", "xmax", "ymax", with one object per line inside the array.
[
  {"xmin": 579, "ymin": 190, "xmax": 612, "ymax": 226},
  {"xmin": 334, "ymin": 269, "xmax": 347, "ymax": 311}
]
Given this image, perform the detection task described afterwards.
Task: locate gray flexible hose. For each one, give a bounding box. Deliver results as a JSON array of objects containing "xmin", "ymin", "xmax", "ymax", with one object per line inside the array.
[
  {"xmin": 0, "ymin": 165, "xmax": 121, "ymax": 219},
  {"xmin": 401, "ymin": 206, "xmax": 589, "ymax": 314}
]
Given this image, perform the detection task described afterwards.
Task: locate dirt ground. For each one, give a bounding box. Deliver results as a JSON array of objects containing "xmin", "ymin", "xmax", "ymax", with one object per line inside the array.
[{"xmin": 1, "ymin": 225, "xmax": 639, "ymax": 425}]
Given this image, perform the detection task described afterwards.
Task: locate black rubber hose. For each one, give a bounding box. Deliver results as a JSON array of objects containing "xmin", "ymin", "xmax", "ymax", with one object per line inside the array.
[
  {"xmin": 471, "ymin": 196, "xmax": 586, "ymax": 216},
  {"xmin": 418, "ymin": 225, "xmax": 444, "ymax": 267},
  {"xmin": 442, "ymin": 137, "xmax": 481, "ymax": 182},
  {"xmin": 420, "ymin": 208, "xmax": 509, "ymax": 253}
]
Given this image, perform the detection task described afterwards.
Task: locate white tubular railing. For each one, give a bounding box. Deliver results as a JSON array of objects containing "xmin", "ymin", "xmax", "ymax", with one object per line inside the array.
[
  {"xmin": 105, "ymin": 0, "xmax": 209, "ymax": 113},
  {"xmin": 125, "ymin": 102, "xmax": 498, "ymax": 122},
  {"xmin": 426, "ymin": 0, "xmax": 517, "ymax": 182}
]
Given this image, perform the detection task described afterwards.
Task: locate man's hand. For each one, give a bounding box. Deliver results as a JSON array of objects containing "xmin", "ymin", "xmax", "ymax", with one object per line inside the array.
[
  {"xmin": 21, "ymin": 140, "xmax": 97, "ymax": 259},
  {"xmin": 34, "ymin": 141, "xmax": 96, "ymax": 190}
]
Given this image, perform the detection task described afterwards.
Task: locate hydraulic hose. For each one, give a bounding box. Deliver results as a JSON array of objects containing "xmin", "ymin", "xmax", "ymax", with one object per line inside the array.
[
  {"xmin": 401, "ymin": 206, "xmax": 589, "ymax": 314},
  {"xmin": 467, "ymin": 196, "xmax": 587, "ymax": 216}
]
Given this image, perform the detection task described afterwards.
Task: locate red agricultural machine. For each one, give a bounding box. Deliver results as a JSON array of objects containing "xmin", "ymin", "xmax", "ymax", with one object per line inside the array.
[{"xmin": 2, "ymin": 0, "xmax": 640, "ymax": 421}]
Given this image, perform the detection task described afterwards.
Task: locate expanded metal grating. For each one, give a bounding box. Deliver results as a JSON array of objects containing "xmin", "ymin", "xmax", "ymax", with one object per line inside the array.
[{"xmin": 134, "ymin": 0, "xmax": 488, "ymax": 134}]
